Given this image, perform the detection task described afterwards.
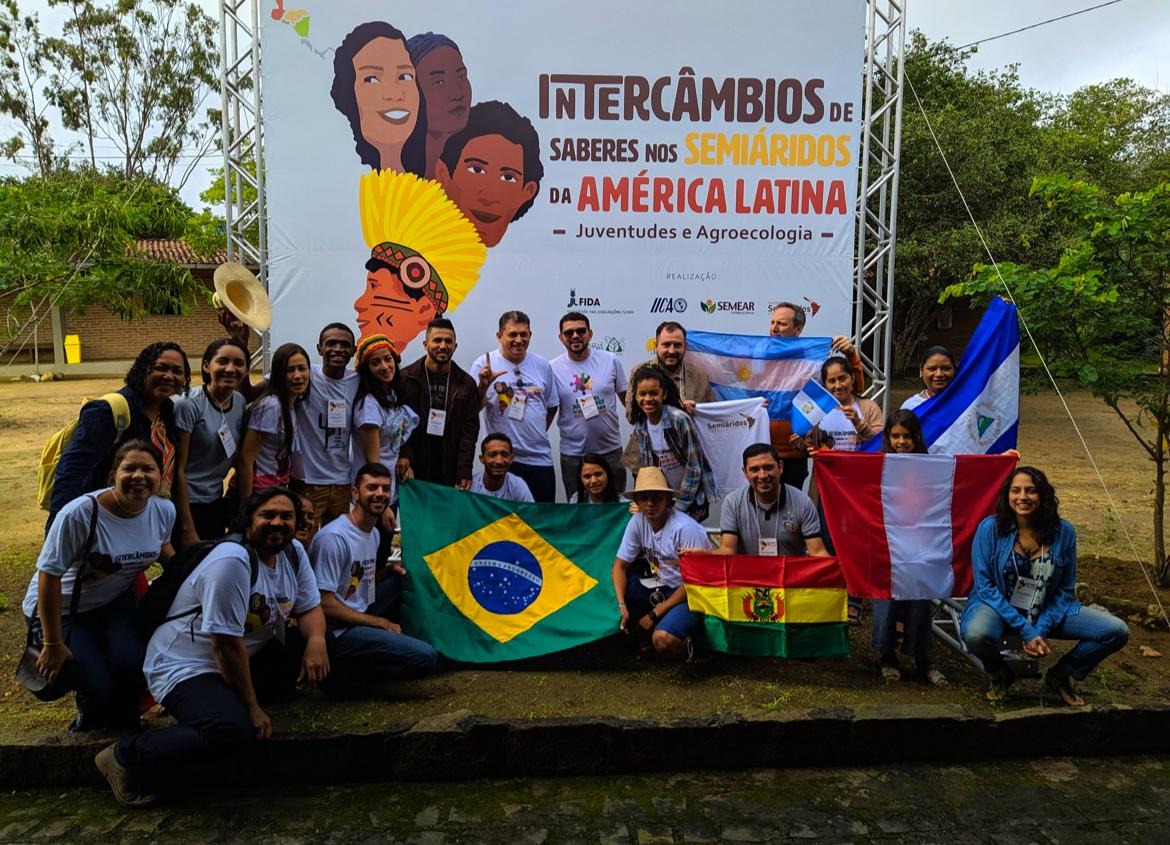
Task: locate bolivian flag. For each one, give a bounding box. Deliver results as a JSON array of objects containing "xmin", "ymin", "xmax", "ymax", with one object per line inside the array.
[
  {"xmin": 680, "ymin": 554, "xmax": 850, "ymax": 658},
  {"xmin": 399, "ymin": 480, "xmax": 630, "ymax": 662}
]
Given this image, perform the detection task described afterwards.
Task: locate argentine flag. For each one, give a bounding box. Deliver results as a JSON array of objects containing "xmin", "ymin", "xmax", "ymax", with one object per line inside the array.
[
  {"xmin": 790, "ymin": 377, "xmax": 840, "ymax": 436},
  {"xmin": 881, "ymin": 298, "xmax": 1020, "ymax": 454}
]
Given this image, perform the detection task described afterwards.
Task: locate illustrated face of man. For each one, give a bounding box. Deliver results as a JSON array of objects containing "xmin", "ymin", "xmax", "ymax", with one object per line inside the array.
[
  {"xmin": 354, "ymin": 262, "xmax": 440, "ymax": 352},
  {"xmin": 743, "ymin": 452, "xmax": 782, "ymax": 499},
  {"xmin": 559, "ymin": 319, "xmax": 592, "ymax": 357},
  {"xmin": 424, "ymin": 326, "xmax": 457, "ymax": 365},
  {"xmin": 416, "ymin": 45, "xmax": 470, "ymax": 136},
  {"xmin": 353, "ymin": 473, "xmax": 391, "ymax": 518},
  {"xmin": 480, "ymin": 438, "xmax": 513, "ymax": 479},
  {"xmin": 352, "ymin": 37, "xmax": 419, "ymax": 169},
  {"xmin": 655, "ymin": 328, "xmax": 687, "ymax": 371},
  {"xmin": 248, "ymin": 495, "xmax": 298, "ymax": 556},
  {"xmin": 497, "ymin": 319, "xmax": 531, "ymax": 364},
  {"xmin": 317, "ymin": 327, "xmax": 356, "ymax": 372},
  {"xmin": 437, "ymin": 134, "xmax": 537, "ymax": 247},
  {"xmin": 770, "ymin": 307, "xmax": 802, "ymax": 338}
]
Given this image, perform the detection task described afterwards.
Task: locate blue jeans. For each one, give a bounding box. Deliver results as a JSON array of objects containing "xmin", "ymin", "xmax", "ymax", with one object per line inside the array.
[
  {"xmin": 960, "ymin": 601, "xmax": 1130, "ymax": 680},
  {"xmin": 872, "ymin": 599, "xmax": 933, "ymax": 668},
  {"xmin": 28, "ymin": 590, "xmax": 145, "ymax": 730},
  {"xmin": 326, "ymin": 625, "xmax": 438, "ymax": 686}
]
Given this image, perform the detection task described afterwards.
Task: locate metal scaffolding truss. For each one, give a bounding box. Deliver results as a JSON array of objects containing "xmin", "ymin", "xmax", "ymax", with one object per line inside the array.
[
  {"xmin": 854, "ymin": 0, "xmax": 908, "ymax": 410},
  {"xmin": 218, "ymin": 0, "xmax": 268, "ymax": 366},
  {"xmin": 217, "ymin": 1, "xmax": 905, "ymax": 383}
]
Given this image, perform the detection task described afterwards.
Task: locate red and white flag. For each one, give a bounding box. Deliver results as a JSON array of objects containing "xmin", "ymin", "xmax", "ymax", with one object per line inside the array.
[{"xmin": 813, "ymin": 452, "xmax": 1017, "ymax": 600}]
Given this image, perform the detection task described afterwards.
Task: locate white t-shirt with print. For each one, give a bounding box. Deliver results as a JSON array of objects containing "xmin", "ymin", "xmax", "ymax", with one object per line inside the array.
[
  {"xmin": 550, "ymin": 349, "xmax": 627, "ymax": 455},
  {"xmin": 471, "ymin": 351, "xmax": 560, "ymax": 465},
  {"xmin": 469, "ymin": 472, "xmax": 535, "ymax": 503},
  {"xmin": 23, "ymin": 493, "xmax": 175, "ymax": 618},
  {"xmin": 647, "ymin": 421, "xmax": 684, "ymax": 493},
  {"xmin": 143, "ymin": 540, "xmax": 320, "ymax": 702},
  {"xmin": 248, "ymin": 395, "xmax": 297, "ymax": 480},
  {"xmin": 818, "ymin": 403, "xmax": 865, "ymax": 452},
  {"xmin": 294, "ymin": 364, "xmax": 360, "ymax": 485},
  {"xmin": 616, "ymin": 510, "xmax": 712, "ymax": 589},
  {"xmin": 309, "ymin": 515, "xmax": 378, "ymax": 631},
  {"xmin": 350, "ymin": 395, "xmax": 420, "ymax": 500}
]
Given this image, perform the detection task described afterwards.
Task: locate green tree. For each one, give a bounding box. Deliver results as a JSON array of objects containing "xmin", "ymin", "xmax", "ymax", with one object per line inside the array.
[
  {"xmin": 0, "ymin": 168, "xmax": 201, "ymax": 320},
  {"xmin": 945, "ymin": 176, "xmax": 1170, "ymax": 582},
  {"xmin": 0, "ymin": 0, "xmax": 70, "ymax": 176}
]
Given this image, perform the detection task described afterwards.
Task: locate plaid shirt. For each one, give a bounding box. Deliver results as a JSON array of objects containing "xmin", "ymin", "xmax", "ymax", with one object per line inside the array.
[{"xmin": 630, "ymin": 405, "xmax": 718, "ymax": 513}]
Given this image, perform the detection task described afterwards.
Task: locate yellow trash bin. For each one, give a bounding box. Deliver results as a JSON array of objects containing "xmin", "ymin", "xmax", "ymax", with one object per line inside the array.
[{"xmin": 64, "ymin": 334, "xmax": 82, "ymax": 365}]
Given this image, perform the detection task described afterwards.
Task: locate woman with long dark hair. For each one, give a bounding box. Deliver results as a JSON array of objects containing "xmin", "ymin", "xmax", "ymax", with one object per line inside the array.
[
  {"xmin": 352, "ymin": 334, "xmax": 419, "ymax": 502},
  {"xmin": 571, "ymin": 452, "xmax": 624, "ymax": 504},
  {"xmin": 49, "ymin": 342, "xmax": 190, "ymax": 527},
  {"xmin": 172, "ymin": 339, "xmax": 249, "ymax": 546},
  {"xmin": 24, "ymin": 440, "xmax": 175, "ymax": 731},
  {"xmin": 331, "ymin": 21, "xmax": 429, "ymax": 175},
  {"xmin": 961, "ymin": 467, "xmax": 1130, "ymax": 705},
  {"xmin": 237, "ymin": 343, "xmax": 311, "ymax": 502}
]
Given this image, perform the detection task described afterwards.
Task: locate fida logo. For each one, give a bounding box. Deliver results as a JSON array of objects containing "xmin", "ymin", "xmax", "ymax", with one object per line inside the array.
[
  {"xmin": 700, "ymin": 298, "xmax": 756, "ymax": 315},
  {"xmin": 650, "ymin": 297, "xmax": 687, "ymax": 314},
  {"xmin": 566, "ymin": 288, "xmax": 601, "ymax": 308}
]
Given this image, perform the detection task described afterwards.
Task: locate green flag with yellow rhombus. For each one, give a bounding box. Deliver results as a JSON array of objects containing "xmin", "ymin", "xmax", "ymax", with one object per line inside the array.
[{"xmin": 400, "ymin": 480, "xmax": 630, "ymax": 662}]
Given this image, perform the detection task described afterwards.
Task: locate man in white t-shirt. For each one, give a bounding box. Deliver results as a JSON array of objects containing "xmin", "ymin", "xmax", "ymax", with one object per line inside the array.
[
  {"xmin": 293, "ymin": 323, "xmax": 361, "ymax": 526},
  {"xmin": 469, "ymin": 433, "xmax": 535, "ymax": 502},
  {"xmin": 550, "ymin": 311, "xmax": 628, "ymax": 500},
  {"xmin": 310, "ymin": 463, "xmax": 437, "ymax": 686},
  {"xmin": 97, "ymin": 488, "xmax": 329, "ymax": 807},
  {"xmin": 472, "ymin": 310, "xmax": 560, "ymax": 502},
  {"xmin": 611, "ymin": 467, "xmax": 713, "ymax": 661}
]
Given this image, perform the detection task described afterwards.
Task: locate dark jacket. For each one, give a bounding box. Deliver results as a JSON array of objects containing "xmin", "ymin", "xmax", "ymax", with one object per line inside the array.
[
  {"xmin": 49, "ymin": 386, "xmax": 178, "ymax": 523},
  {"xmin": 398, "ymin": 357, "xmax": 480, "ymax": 485}
]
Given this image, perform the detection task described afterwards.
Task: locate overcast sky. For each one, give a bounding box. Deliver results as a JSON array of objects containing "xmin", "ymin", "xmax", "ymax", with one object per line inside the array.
[{"xmin": 2, "ymin": 0, "xmax": 1167, "ymax": 206}]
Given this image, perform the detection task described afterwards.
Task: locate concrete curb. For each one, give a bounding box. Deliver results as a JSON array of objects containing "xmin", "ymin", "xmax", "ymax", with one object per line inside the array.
[{"xmin": 3, "ymin": 703, "xmax": 1169, "ymax": 789}]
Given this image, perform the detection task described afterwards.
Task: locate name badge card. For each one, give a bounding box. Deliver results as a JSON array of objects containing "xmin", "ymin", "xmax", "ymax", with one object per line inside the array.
[
  {"xmin": 759, "ymin": 537, "xmax": 778, "ymax": 556},
  {"xmin": 327, "ymin": 400, "xmax": 348, "ymax": 428},
  {"xmin": 427, "ymin": 408, "xmax": 447, "ymax": 436},
  {"xmin": 508, "ymin": 391, "xmax": 527, "ymax": 420},
  {"xmin": 1009, "ymin": 577, "xmax": 1041, "ymax": 612},
  {"xmin": 577, "ymin": 395, "xmax": 601, "ymax": 419},
  {"xmin": 217, "ymin": 424, "xmax": 237, "ymax": 460}
]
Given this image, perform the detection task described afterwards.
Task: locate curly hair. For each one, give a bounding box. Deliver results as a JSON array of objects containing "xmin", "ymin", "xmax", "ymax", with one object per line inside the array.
[
  {"xmin": 233, "ymin": 486, "xmax": 302, "ymax": 536},
  {"xmin": 124, "ymin": 342, "xmax": 191, "ymax": 398},
  {"xmin": 439, "ymin": 100, "xmax": 543, "ymax": 221},
  {"xmin": 994, "ymin": 465, "xmax": 1062, "ymax": 545},
  {"xmin": 628, "ymin": 364, "xmax": 682, "ymax": 425},
  {"xmin": 331, "ymin": 21, "xmax": 428, "ymax": 175}
]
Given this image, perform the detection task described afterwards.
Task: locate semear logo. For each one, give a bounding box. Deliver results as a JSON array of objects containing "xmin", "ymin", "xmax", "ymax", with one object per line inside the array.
[
  {"xmin": 468, "ymin": 540, "xmax": 543, "ymax": 615},
  {"xmin": 650, "ymin": 296, "xmax": 687, "ymax": 314},
  {"xmin": 702, "ymin": 298, "xmax": 755, "ymax": 315}
]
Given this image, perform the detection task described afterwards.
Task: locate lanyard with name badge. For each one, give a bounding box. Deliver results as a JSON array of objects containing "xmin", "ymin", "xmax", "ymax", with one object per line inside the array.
[
  {"xmin": 755, "ymin": 496, "xmax": 795, "ymax": 556},
  {"xmin": 206, "ymin": 388, "xmax": 237, "ymax": 460},
  {"xmin": 1008, "ymin": 546, "xmax": 1046, "ymax": 615},
  {"xmin": 425, "ymin": 368, "xmax": 451, "ymax": 436}
]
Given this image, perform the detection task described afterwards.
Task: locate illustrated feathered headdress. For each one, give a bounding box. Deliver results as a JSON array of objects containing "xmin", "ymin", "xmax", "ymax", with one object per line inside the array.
[{"xmin": 359, "ymin": 169, "xmax": 486, "ymax": 315}]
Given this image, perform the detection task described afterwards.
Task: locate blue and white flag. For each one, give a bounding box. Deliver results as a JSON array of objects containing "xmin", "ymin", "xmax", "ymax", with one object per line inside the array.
[
  {"xmin": 790, "ymin": 377, "xmax": 840, "ymax": 436},
  {"xmin": 882, "ymin": 298, "xmax": 1020, "ymax": 454},
  {"xmin": 685, "ymin": 332, "xmax": 833, "ymax": 422}
]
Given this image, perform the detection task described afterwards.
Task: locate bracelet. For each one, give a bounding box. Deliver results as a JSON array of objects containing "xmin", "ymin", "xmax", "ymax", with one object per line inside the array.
[
  {"xmin": 41, "ymin": 640, "xmax": 62, "ymax": 647},
  {"xmin": 617, "ymin": 602, "xmax": 627, "ymax": 608}
]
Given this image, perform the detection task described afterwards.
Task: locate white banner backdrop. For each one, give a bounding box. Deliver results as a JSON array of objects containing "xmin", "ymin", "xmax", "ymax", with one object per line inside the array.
[{"xmin": 260, "ymin": 0, "xmax": 866, "ymax": 368}]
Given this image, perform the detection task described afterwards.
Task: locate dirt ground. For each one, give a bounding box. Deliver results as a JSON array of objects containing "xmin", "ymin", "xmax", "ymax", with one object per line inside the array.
[{"xmin": 0, "ymin": 376, "xmax": 1168, "ymax": 742}]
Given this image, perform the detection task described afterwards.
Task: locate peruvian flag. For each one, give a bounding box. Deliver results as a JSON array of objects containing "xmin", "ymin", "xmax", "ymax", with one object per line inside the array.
[{"xmin": 813, "ymin": 452, "xmax": 1017, "ymax": 599}]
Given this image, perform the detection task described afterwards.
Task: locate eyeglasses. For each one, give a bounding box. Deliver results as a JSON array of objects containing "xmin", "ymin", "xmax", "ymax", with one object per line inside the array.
[{"xmin": 562, "ymin": 328, "xmax": 588, "ymax": 337}]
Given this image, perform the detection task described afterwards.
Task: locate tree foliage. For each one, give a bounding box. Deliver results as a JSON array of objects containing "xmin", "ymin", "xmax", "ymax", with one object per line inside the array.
[
  {"xmin": 0, "ymin": 168, "xmax": 201, "ymax": 319},
  {"xmin": 945, "ymin": 176, "xmax": 1170, "ymax": 581},
  {"xmin": 0, "ymin": 0, "xmax": 70, "ymax": 176}
]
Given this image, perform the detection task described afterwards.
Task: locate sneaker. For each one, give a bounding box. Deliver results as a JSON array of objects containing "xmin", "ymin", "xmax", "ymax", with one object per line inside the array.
[
  {"xmin": 684, "ymin": 637, "xmax": 711, "ymax": 665},
  {"xmin": 94, "ymin": 743, "xmax": 159, "ymax": 808}
]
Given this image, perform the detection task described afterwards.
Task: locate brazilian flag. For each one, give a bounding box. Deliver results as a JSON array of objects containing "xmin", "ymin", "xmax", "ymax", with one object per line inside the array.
[{"xmin": 400, "ymin": 480, "xmax": 631, "ymax": 662}]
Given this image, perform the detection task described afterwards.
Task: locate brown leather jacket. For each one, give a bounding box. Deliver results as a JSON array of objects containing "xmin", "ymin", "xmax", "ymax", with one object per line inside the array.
[{"xmin": 398, "ymin": 357, "xmax": 480, "ymax": 485}]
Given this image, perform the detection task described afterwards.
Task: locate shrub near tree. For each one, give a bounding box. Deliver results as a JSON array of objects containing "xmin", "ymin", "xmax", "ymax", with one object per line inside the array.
[{"xmin": 946, "ymin": 176, "xmax": 1170, "ymax": 583}]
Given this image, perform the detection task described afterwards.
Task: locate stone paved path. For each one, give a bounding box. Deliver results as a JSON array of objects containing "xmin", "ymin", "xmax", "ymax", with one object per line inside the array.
[{"xmin": 0, "ymin": 755, "xmax": 1167, "ymax": 843}]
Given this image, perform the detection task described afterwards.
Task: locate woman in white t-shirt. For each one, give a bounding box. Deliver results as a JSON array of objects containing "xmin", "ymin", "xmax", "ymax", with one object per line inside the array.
[
  {"xmin": 352, "ymin": 334, "xmax": 420, "ymax": 501},
  {"xmin": 24, "ymin": 440, "xmax": 176, "ymax": 732},
  {"xmin": 237, "ymin": 343, "xmax": 310, "ymax": 501},
  {"xmin": 902, "ymin": 346, "xmax": 958, "ymax": 412}
]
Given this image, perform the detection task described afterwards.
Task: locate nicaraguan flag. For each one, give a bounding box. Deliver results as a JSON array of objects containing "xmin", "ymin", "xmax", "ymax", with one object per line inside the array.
[
  {"xmin": 686, "ymin": 331, "xmax": 833, "ymax": 422},
  {"xmin": 790, "ymin": 377, "xmax": 840, "ymax": 436}
]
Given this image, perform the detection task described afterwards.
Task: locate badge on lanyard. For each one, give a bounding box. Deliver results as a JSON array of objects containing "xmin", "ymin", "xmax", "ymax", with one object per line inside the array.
[
  {"xmin": 759, "ymin": 537, "xmax": 778, "ymax": 556},
  {"xmin": 217, "ymin": 424, "xmax": 237, "ymax": 460},
  {"xmin": 577, "ymin": 394, "xmax": 601, "ymax": 419},
  {"xmin": 427, "ymin": 408, "xmax": 447, "ymax": 436},
  {"xmin": 508, "ymin": 390, "xmax": 528, "ymax": 420},
  {"xmin": 327, "ymin": 400, "xmax": 348, "ymax": 428},
  {"xmin": 1009, "ymin": 577, "xmax": 1041, "ymax": 613}
]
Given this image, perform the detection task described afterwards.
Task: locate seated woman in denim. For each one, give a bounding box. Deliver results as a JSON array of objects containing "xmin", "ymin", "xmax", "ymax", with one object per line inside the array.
[{"xmin": 961, "ymin": 466, "xmax": 1129, "ymax": 705}]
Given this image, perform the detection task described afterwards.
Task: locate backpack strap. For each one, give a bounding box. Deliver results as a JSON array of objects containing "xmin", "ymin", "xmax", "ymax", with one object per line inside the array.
[
  {"xmin": 66, "ymin": 495, "xmax": 101, "ymax": 618},
  {"xmin": 101, "ymin": 393, "xmax": 132, "ymax": 441},
  {"xmin": 163, "ymin": 535, "xmax": 261, "ymax": 626}
]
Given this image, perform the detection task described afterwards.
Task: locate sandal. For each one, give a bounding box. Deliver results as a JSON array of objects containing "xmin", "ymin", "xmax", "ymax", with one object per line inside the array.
[
  {"xmin": 847, "ymin": 605, "xmax": 862, "ymax": 626},
  {"xmin": 1045, "ymin": 668, "xmax": 1085, "ymax": 707},
  {"xmin": 880, "ymin": 664, "xmax": 902, "ymax": 683},
  {"xmin": 684, "ymin": 637, "xmax": 711, "ymax": 665},
  {"xmin": 925, "ymin": 669, "xmax": 948, "ymax": 688},
  {"xmin": 985, "ymin": 665, "xmax": 1015, "ymax": 702}
]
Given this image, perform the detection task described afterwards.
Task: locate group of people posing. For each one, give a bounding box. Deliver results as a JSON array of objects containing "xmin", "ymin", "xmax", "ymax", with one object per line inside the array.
[{"xmin": 24, "ymin": 303, "xmax": 1130, "ymax": 807}]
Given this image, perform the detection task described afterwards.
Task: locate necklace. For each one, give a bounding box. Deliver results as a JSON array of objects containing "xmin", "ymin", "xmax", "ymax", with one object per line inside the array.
[{"xmin": 110, "ymin": 487, "xmax": 148, "ymax": 518}]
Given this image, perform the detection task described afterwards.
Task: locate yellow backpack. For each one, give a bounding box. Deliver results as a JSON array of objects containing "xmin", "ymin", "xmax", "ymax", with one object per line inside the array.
[{"xmin": 37, "ymin": 392, "xmax": 132, "ymax": 511}]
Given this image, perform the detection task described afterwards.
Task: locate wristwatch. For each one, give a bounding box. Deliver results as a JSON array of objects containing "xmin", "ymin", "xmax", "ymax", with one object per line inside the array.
[{"xmin": 648, "ymin": 609, "xmax": 659, "ymax": 624}]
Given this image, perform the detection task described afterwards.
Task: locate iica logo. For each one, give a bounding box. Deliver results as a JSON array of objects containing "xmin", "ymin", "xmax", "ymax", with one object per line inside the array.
[{"xmin": 650, "ymin": 297, "xmax": 687, "ymax": 314}]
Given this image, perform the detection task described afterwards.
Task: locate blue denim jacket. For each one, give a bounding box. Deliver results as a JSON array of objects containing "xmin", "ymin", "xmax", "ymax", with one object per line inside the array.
[{"xmin": 963, "ymin": 515, "xmax": 1081, "ymax": 642}]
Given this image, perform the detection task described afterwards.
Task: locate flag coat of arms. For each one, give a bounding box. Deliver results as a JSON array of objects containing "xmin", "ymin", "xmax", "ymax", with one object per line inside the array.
[
  {"xmin": 680, "ymin": 554, "xmax": 850, "ymax": 658},
  {"xmin": 400, "ymin": 481, "xmax": 629, "ymax": 662},
  {"xmin": 814, "ymin": 452, "xmax": 1017, "ymax": 599}
]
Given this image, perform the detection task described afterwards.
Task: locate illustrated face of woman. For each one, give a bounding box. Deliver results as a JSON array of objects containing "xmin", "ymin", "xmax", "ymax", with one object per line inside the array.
[
  {"xmin": 352, "ymin": 37, "xmax": 419, "ymax": 166},
  {"xmin": 888, "ymin": 424, "xmax": 916, "ymax": 454},
  {"xmin": 921, "ymin": 353, "xmax": 956, "ymax": 396},
  {"xmin": 285, "ymin": 353, "xmax": 310, "ymax": 397},
  {"xmin": 1008, "ymin": 472, "xmax": 1040, "ymax": 520},
  {"xmin": 823, "ymin": 364, "xmax": 853, "ymax": 404},
  {"xmin": 635, "ymin": 379, "xmax": 665, "ymax": 420},
  {"xmin": 113, "ymin": 450, "xmax": 161, "ymax": 503},
  {"xmin": 144, "ymin": 350, "xmax": 186, "ymax": 404},
  {"xmin": 580, "ymin": 462, "xmax": 609, "ymax": 499},
  {"xmin": 206, "ymin": 345, "xmax": 247, "ymax": 393},
  {"xmin": 367, "ymin": 348, "xmax": 398, "ymax": 385}
]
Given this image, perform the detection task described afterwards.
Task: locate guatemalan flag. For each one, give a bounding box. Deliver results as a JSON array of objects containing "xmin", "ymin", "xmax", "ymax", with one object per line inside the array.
[
  {"xmin": 790, "ymin": 377, "xmax": 840, "ymax": 436},
  {"xmin": 814, "ymin": 452, "xmax": 1017, "ymax": 599},
  {"xmin": 685, "ymin": 332, "xmax": 832, "ymax": 427}
]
